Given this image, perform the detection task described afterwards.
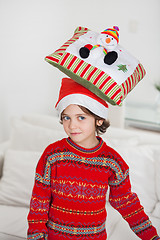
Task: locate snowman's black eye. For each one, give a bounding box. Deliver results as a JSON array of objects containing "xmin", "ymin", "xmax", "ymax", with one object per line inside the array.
[
  {"xmin": 112, "ymin": 38, "xmax": 113, "ymax": 40},
  {"xmin": 106, "ymin": 35, "xmax": 109, "ymax": 37}
]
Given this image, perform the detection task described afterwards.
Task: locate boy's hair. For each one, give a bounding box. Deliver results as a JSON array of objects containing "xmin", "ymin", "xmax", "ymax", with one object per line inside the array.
[{"xmin": 60, "ymin": 105, "xmax": 110, "ymax": 135}]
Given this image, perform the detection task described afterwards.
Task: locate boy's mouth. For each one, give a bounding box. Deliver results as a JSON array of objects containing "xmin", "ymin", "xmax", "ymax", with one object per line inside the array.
[{"xmin": 70, "ymin": 132, "xmax": 81, "ymax": 135}]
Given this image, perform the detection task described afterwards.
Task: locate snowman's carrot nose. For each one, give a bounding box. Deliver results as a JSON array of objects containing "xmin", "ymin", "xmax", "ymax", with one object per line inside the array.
[{"xmin": 106, "ymin": 38, "xmax": 111, "ymax": 44}]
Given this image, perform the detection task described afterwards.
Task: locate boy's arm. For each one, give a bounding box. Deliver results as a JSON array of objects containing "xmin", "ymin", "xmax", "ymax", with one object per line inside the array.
[
  {"xmin": 27, "ymin": 146, "xmax": 52, "ymax": 240},
  {"xmin": 108, "ymin": 153, "xmax": 159, "ymax": 240}
]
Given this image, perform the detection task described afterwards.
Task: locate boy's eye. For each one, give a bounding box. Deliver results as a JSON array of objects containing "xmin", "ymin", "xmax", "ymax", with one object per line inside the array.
[
  {"xmin": 62, "ymin": 116, "xmax": 70, "ymax": 121},
  {"xmin": 78, "ymin": 116, "xmax": 85, "ymax": 120}
]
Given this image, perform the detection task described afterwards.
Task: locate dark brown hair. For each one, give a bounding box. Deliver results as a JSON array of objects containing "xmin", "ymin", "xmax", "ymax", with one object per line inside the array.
[{"xmin": 60, "ymin": 105, "xmax": 110, "ymax": 135}]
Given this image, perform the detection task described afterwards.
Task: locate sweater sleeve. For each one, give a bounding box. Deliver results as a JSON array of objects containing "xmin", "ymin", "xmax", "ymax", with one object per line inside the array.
[
  {"xmin": 27, "ymin": 146, "xmax": 52, "ymax": 240},
  {"xmin": 108, "ymin": 150, "xmax": 159, "ymax": 240}
]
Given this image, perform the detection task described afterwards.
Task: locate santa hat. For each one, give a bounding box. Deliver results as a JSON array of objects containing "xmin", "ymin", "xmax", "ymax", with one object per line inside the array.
[
  {"xmin": 55, "ymin": 78, "xmax": 108, "ymax": 119},
  {"xmin": 101, "ymin": 26, "xmax": 119, "ymax": 43}
]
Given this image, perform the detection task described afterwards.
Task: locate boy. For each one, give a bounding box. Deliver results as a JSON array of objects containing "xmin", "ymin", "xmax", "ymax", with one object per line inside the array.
[{"xmin": 27, "ymin": 78, "xmax": 160, "ymax": 240}]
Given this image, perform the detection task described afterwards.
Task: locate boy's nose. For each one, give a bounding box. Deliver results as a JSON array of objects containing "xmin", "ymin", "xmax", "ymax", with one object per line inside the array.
[{"xmin": 69, "ymin": 120, "xmax": 77, "ymax": 129}]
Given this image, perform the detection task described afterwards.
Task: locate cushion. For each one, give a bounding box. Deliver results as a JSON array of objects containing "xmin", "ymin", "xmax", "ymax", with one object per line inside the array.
[
  {"xmin": 152, "ymin": 202, "xmax": 160, "ymax": 218},
  {"xmin": 45, "ymin": 26, "xmax": 146, "ymax": 106},
  {"xmin": 10, "ymin": 118, "xmax": 66, "ymax": 152},
  {"xmin": 0, "ymin": 205, "xmax": 28, "ymax": 238},
  {"xmin": 114, "ymin": 145, "xmax": 157, "ymax": 213},
  {"xmin": 0, "ymin": 150, "xmax": 41, "ymax": 207},
  {"xmin": 105, "ymin": 126, "xmax": 160, "ymax": 146},
  {"xmin": 152, "ymin": 148, "xmax": 160, "ymax": 218},
  {"xmin": 108, "ymin": 216, "xmax": 140, "ymax": 240},
  {"xmin": 154, "ymin": 148, "xmax": 160, "ymax": 201},
  {"xmin": 0, "ymin": 151, "xmax": 4, "ymax": 178},
  {"xmin": 106, "ymin": 202, "xmax": 122, "ymax": 237},
  {"xmin": 22, "ymin": 114, "xmax": 63, "ymax": 131}
]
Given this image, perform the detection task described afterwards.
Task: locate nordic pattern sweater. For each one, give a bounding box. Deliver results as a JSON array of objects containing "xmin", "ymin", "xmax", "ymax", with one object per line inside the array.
[{"xmin": 27, "ymin": 137, "xmax": 159, "ymax": 240}]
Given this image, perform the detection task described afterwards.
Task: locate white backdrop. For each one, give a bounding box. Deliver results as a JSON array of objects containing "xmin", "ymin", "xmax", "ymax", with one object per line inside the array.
[{"xmin": 0, "ymin": 0, "xmax": 160, "ymax": 142}]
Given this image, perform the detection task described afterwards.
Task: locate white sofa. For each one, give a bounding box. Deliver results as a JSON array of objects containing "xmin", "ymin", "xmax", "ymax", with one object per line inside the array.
[{"xmin": 0, "ymin": 114, "xmax": 160, "ymax": 240}]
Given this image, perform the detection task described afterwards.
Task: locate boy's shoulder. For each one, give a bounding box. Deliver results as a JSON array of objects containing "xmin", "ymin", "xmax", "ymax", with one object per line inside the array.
[
  {"xmin": 102, "ymin": 140, "xmax": 128, "ymax": 170},
  {"xmin": 43, "ymin": 137, "xmax": 68, "ymax": 155},
  {"xmin": 102, "ymin": 140, "xmax": 120, "ymax": 156}
]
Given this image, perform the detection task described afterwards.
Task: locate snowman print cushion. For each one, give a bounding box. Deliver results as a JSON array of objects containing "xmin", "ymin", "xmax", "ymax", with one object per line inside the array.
[{"xmin": 45, "ymin": 26, "xmax": 146, "ymax": 106}]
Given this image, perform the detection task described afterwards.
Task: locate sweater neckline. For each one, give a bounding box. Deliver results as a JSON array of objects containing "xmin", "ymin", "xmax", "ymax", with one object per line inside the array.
[{"xmin": 65, "ymin": 137, "xmax": 104, "ymax": 154}]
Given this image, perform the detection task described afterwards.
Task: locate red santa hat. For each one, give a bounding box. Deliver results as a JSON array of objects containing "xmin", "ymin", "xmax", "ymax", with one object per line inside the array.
[{"xmin": 55, "ymin": 78, "xmax": 108, "ymax": 119}]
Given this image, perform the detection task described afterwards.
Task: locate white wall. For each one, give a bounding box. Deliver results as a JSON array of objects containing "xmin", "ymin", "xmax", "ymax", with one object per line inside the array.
[{"xmin": 0, "ymin": 0, "xmax": 160, "ymax": 142}]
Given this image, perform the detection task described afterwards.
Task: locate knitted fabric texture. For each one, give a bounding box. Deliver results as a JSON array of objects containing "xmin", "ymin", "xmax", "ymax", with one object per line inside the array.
[
  {"xmin": 91, "ymin": 45, "xmax": 108, "ymax": 55},
  {"xmin": 27, "ymin": 137, "xmax": 159, "ymax": 240}
]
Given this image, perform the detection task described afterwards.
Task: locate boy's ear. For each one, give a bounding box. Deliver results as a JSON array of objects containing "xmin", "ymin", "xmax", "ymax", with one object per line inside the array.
[{"xmin": 96, "ymin": 120, "xmax": 104, "ymax": 126}]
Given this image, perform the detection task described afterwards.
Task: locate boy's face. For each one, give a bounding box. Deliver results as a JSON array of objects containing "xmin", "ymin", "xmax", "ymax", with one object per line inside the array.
[{"xmin": 61, "ymin": 104, "xmax": 99, "ymax": 148}]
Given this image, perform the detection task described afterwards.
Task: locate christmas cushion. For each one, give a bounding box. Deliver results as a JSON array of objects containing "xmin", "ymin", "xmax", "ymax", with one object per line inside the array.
[
  {"xmin": 0, "ymin": 149, "xmax": 41, "ymax": 207},
  {"xmin": 45, "ymin": 26, "xmax": 146, "ymax": 106}
]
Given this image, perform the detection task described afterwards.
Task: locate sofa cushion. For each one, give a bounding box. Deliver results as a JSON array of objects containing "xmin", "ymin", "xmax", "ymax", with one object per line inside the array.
[
  {"xmin": 0, "ymin": 151, "xmax": 4, "ymax": 178},
  {"xmin": 10, "ymin": 118, "xmax": 66, "ymax": 152},
  {"xmin": 152, "ymin": 202, "xmax": 160, "ymax": 219},
  {"xmin": 0, "ymin": 205, "xmax": 28, "ymax": 239},
  {"xmin": 154, "ymin": 148, "xmax": 160, "ymax": 201},
  {"xmin": 108, "ymin": 216, "xmax": 139, "ymax": 240},
  {"xmin": 152, "ymin": 148, "xmax": 160, "ymax": 218},
  {"xmin": 0, "ymin": 233, "xmax": 26, "ymax": 240},
  {"xmin": 22, "ymin": 114, "xmax": 63, "ymax": 131},
  {"xmin": 0, "ymin": 150, "xmax": 41, "ymax": 207},
  {"xmin": 105, "ymin": 126, "xmax": 160, "ymax": 147},
  {"xmin": 114, "ymin": 145, "xmax": 157, "ymax": 213},
  {"xmin": 106, "ymin": 202, "xmax": 122, "ymax": 237}
]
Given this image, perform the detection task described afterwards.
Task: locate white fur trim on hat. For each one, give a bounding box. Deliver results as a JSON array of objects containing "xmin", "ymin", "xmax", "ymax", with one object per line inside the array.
[{"xmin": 56, "ymin": 94, "xmax": 108, "ymax": 119}]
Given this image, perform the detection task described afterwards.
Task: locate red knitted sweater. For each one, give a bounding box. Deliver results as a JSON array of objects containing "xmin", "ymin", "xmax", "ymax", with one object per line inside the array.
[{"xmin": 27, "ymin": 137, "xmax": 159, "ymax": 240}]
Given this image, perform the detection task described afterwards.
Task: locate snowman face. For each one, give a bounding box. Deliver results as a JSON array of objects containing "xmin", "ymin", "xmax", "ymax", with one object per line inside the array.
[{"xmin": 97, "ymin": 33, "xmax": 117, "ymax": 51}]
